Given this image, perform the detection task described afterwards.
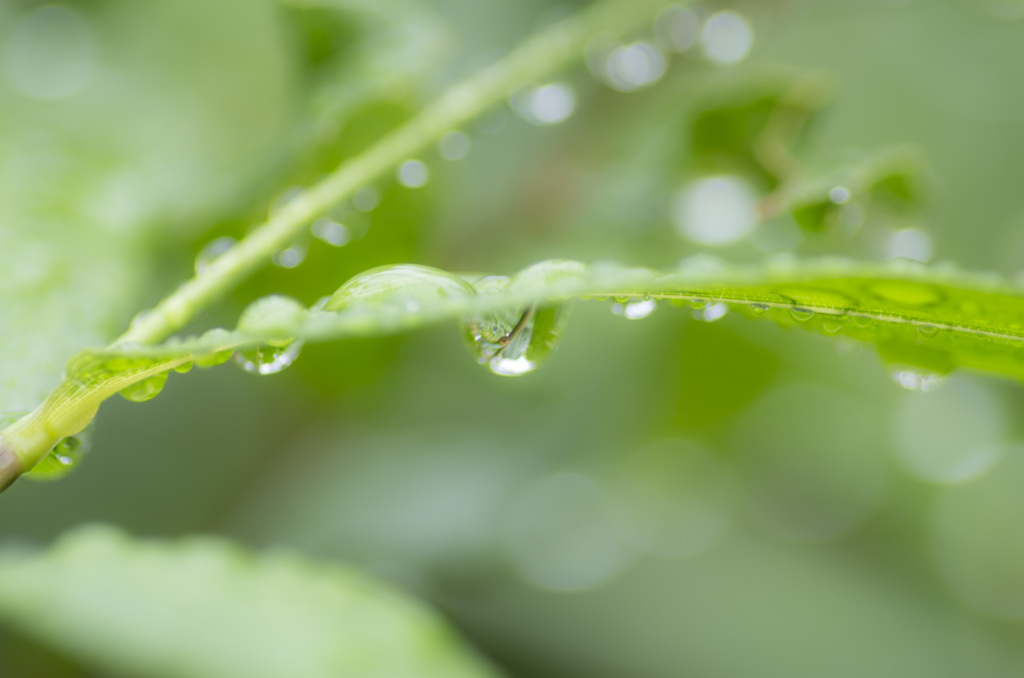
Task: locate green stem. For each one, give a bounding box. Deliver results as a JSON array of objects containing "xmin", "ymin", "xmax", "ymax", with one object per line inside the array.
[
  {"xmin": 118, "ymin": 0, "xmax": 677, "ymax": 346},
  {"xmin": 0, "ymin": 0, "xmax": 678, "ymax": 491}
]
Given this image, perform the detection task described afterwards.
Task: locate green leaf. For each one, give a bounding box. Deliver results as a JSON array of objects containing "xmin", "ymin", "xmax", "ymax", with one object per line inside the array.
[{"xmin": 0, "ymin": 526, "xmax": 499, "ymax": 678}]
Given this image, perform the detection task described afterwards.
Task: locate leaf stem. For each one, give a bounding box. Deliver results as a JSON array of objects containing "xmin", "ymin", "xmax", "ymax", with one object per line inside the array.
[{"xmin": 118, "ymin": 0, "xmax": 678, "ymax": 346}]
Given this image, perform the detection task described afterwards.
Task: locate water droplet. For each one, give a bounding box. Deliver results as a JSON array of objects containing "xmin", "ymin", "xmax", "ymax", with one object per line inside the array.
[
  {"xmin": 748, "ymin": 303, "xmax": 770, "ymax": 316},
  {"xmin": 238, "ymin": 295, "xmax": 307, "ymax": 343},
  {"xmin": 918, "ymin": 324, "xmax": 940, "ymax": 338},
  {"xmin": 853, "ymin": 315, "xmax": 876, "ymax": 329},
  {"xmin": 326, "ymin": 264, "xmax": 476, "ymax": 314},
  {"xmin": 603, "ymin": 41, "xmax": 667, "ymax": 92},
  {"xmin": 654, "ymin": 5, "xmax": 701, "ymax": 53},
  {"xmin": 688, "ymin": 299, "xmax": 707, "ymax": 309},
  {"xmin": 233, "ymin": 341, "xmax": 303, "ymax": 376},
  {"xmin": 889, "ymin": 366, "xmax": 946, "ymax": 392},
  {"xmin": 699, "ymin": 10, "xmax": 754, "ymax": 66},
  {"xmin": 612, "ymin": 298, "xmax": 657, "ymax": 320},
  {"xmin": 173, "ymin": 361, "xmax": 194, "ymax": 374},
  {"xmin": 821, "ymin": 317, "xmax": 845, "ymax": 333},
  {"xmin": 353, "ymin": 186, "xmax": 380, "ymax": 212},
  {"xmin": 439, "ymin": 131, "xmax": 471, "ymax": 161},
  {"xmin": 23, "ymin": 424, "xmax": 93, "ymax": 482},
  {"xmin": 311, "ymin": 218, "xmax": 350, "ymax": 247},
  {"xmin": 396, "ymin": 159, "xmax": 429, "ymax": 188},
  {"xmin": 512, "ymin": 82, "xmax": 576, "ymax": 126},
  {"xmin": 119, "ymin": 371, "xmax": 169, "ymax": 403},
  {"xmin": 4, "ymin": 5, "xmax": 99, "ymax": 101},
  {"xmin": 194, "ymin": 328, "xmax": 234, "ymax": 368},
  {"xmin": 461, "ymin": 262, "xmax": 583, "ymax": 377},
  {"xmin": 195, "ymin": 236, "xmax": 236, "ymax": 274},
  {"xmin": 694, "ymin": 302, "xmax": 728, "ymax": 322},
  {"xmin": 790, "ymin": 307, "xmax": 815, "ymax": 323},
  {"xmin": 672, "ymin": 175, "xmax": 759, "ymax": 246}
]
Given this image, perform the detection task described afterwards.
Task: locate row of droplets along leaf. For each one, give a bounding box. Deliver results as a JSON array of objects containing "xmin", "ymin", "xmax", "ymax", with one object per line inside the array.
[{"xmin": 14, "ymin": 255, "xmax": 1024, "ymax": 484}]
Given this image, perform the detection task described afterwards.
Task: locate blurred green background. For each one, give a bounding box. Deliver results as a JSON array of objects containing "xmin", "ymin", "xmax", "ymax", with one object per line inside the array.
[{"xmin": 3, "ymin": 0, "xmax": 1024, "ymax": 676}]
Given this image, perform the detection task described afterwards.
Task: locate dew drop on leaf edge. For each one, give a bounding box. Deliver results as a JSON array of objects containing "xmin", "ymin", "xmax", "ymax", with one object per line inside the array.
[
  {"xmin": 23, "ymin": 424, "xmax": 94, "ymax": 482},
  {"xmin": 233, "ymin": 341, "xmax": 303, "ymax": 376}
]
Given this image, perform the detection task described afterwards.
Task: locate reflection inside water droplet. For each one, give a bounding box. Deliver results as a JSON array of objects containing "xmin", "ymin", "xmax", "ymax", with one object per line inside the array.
[
  {"xmin": 611, "ymin": 298, "xmax": 657, "ymax": 320},
  {"xmin": 790, "ymin": 307, "xmax": 815, "ymax": 323},
  {"xmin": 748, "ymin": 303, "xmax": 770, "ymax": 316},
  {"xmin": 233, "ymin": 341, "xmax": 302, "ymax": 376},
  {"xmin": 889, "ymin": 366, "xmax": 946, "ymax": 392},
  {"xmin": 694, "ymin": 302, "xmax": 728, "ymax": 322}
]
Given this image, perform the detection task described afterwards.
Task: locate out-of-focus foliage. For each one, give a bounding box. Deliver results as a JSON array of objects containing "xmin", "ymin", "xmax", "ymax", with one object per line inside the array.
[
  {"xmin": 0, "ymin": 526, "xmax": 498, "ymax": 678},
  {"xmin": 4, "ymin": 0, "xmax": 1024, "ymax": 677}
]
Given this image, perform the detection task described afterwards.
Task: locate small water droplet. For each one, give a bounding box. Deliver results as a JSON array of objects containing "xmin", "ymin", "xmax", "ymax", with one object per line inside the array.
[
  {"xmin": 748, "ymin": 303, "xmax": 770, "ymax": 316},
  {"xmin": 353, "ymin": 186, "xmax": 380, "ymax": 212},
  {"xmin": 397, "ymin": 159, "xmax": 430, "ymax": 188},
  {"xmin": 612, "ymin": 298, "xmax": 657, "ymax": 320},
  {"xmin": 889, "ymin": 366, "xmax": 946, "ymax": 392},
  {"xmin": 512, "ymin": 82, "xmax": 576, "ymax": 126},
  {"xmin": 853, "ymin": 315, "xmax": 876, "ymax": 329},
  {"xmin": 195, "ymin": 329, "xmax": 234, "ymax": 368},
  {"xmin": 694, "ymin": 302, "xmax": 728, "ymax": 322},
  {"xmin": 23, "ymin": 424, "xmax": 93, "ymax": 482},
  {"xmin": 688, "ymin": 299, "xmax": 708, "ymax": 309},
  {"xmin": 821, "ymin": 318, "xmax": 845, "ymax": 334},
  {"xmin": 439, "ymin": 131, "xmax": 471, "ymax": 161},
  {"xmin": 119, "ymin": 371, "xmax": 169, "ymax": 403},
  {"xmin": 273, "ymin": 244, "xmax": 307, "ymax": 269},
  {"xmin": 195, "ymin": 236, "xmax": 236, "ymax": 274},
  {"xmin": 173, "ymin": 361, "xmax": 194, "ymax": 374},
  {"xmin": 311, "ymin": 218, "xmax": 350, "ymax": 247},
  {"xmin": 326, "ymin": 264, "xmax": 477, "ymax": 314},
  {"xmin": 233, "ymin": 341, "xmax": 303, "ymax": 376},
  {"xmin": 790, "ymin": 307, "xmax": 815, "ymax": 323},
  {"xmin": 919, "ymin": 324, "xmax": 940, "ymax": 338}
]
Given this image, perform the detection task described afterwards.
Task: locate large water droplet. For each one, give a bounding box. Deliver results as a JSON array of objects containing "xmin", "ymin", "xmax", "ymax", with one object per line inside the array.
[
  {"xmin": 461, "ymin": 261, "xmax": 583, "ymax": 377},
  {"xmin": 23, "ymin": 423, "xmax": 93, "ymax": 482},
  {"xmin": 119, "ymin": 371, "xmax": 169, "ymax": 403},
  {"xmin": 325, "ymin": 264, "xmax": 477, "ymax": 314},
  {"xmin": 195, "ymin": 328, "xmax": 234, "ymax": 368},
  {"xmin": 195, "ymin": 236, "xmax": 236, "ymax": 274},
  {"xmin": 889, "ymin": 366, "xmax": 946, "ymax": 392},
  {"xmin": 748, "ymin": 303, "xmax": 770, "ymax": 316},
  {"xmin": 612, "ymin": 297, "xmax": 657, "ymax": 320},
  {"xmin": 233, "ymin": 341, "xmax": 303, "ymax": 376}
]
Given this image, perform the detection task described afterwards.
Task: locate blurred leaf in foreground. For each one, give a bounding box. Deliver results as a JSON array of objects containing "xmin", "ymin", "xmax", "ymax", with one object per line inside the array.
[{"xmin": 0, "ymin": 526, "xmax": 500, "ymax": 678}]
